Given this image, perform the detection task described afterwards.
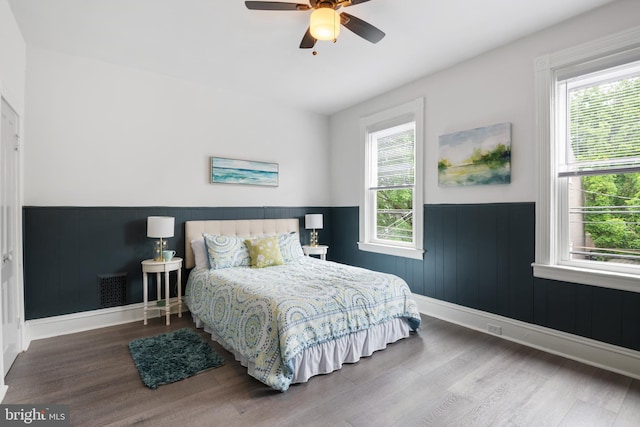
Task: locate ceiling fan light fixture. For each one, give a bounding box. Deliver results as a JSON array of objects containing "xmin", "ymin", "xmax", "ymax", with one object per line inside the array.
[{"xmin": 310, "ymin": 8, "xmax": 340, "ymax": 41}]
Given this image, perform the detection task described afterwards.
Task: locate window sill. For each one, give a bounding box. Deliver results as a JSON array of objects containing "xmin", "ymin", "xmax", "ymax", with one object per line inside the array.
[
  {"xmin": 532, "ymin": 263, "xmax": 640, "ymax": 293},
  {"xmin": 358, "ymin": 242, "xmax": 424, "ymax": 260}
]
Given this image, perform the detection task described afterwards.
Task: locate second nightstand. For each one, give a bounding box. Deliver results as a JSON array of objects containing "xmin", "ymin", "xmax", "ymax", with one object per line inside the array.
[
  {"xmin": 141, "ymin": 257, "xmax": 183, "ymax": 325},
  {"xmin": 302, "ymin": 245, "xmax": 328, "ymax": 261}
]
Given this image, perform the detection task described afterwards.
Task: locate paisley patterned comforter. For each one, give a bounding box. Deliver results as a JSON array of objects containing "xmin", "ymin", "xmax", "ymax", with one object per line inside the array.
[{"xmin": 185, "ymin": 257, "xmax": 421, "ymax": 391}]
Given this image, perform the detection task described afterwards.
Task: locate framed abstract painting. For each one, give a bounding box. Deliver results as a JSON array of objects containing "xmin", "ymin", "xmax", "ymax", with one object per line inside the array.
[{"xmin": 438, "ymin": 122, "xmax": 511, "ymax": 187}]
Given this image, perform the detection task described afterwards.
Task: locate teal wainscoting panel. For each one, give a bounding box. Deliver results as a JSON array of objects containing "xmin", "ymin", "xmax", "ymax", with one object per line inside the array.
[
  {"xmin": 575, "ymin": 285, "xmax": 593, "ymax": 339},
  {"xmin": 591, "ymin": 287, "xmax": 623, "ymax": 347},
  {"xmin": 533, "ymin": 278, "xmax": 548, "ymax": 327},
  {"xmin": 423, "ymin": 205, "xmax": 437, "ymax": 298},
  {"xmin": 477, "ymin": 205, "xmax": 499, "ymax": 314},
  {"xmin": 506, "ymin": 203, "xmax": 535, "ymax": 323},
  {"xmin": 23, "ymin": 206, "xmax": 329, "ymax": 320},
  {"xmin": 546, "ymin": 280, "xmax": 578, "ymax": 334},
  {"xmin": 329, "ymin": 203, "xmax": 640, "ymax": 352},
  {"xmin": 456, "ymin": 205, "xmax": 479, "ymax": 310},
  {"xmin": 23, "ymin": 203, "xmax": 640, "ymax": 351},
  {"xmin": 442, "ymin": 206, "xmax": 458, "ymax": 304},
  {"xmin": 622, "ymin": 292, "xmax": 640, "ymax": 350},
  {"xmin": 496, "ymin": 205, "xmax": 511, "ymax": 317}
]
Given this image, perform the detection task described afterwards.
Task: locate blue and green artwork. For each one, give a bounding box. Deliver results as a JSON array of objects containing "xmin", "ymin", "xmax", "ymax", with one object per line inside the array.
[
  {"xmin": 438, "ymin": 122, "xmax": 511, "ymax": 187},
  {"xmin": 211, "ymin": 157, "xmax": 278, "ymax": 187}
]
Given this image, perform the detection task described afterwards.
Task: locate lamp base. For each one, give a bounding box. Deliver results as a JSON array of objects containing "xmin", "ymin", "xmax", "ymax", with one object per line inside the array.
[
  {"xmin": 153, "ymin": 239, "xmax": 167, "ymax": 261},
  {"xmin": 310, "ymin": 230, "xmax": 319, "ymax": 247}
]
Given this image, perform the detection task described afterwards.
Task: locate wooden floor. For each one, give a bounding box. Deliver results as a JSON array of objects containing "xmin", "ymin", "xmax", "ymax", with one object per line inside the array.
[{"xmin": 3, "ymin": 313, "xmax": 640, "ymax": 426}]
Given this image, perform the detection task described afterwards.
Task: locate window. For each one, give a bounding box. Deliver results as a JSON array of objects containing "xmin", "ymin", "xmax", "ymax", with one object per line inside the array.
[
  {"xmin": 359, "ymin": 98, "xmax": 424, "ymax": 260},
  {"xmin": 534, "ymin": 27, "xmax": 640, "ymax": 292}
]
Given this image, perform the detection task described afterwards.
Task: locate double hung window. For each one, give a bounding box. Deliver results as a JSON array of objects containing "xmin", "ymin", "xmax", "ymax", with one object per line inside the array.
[
  {"xmin": 359, "ymin": 98, "xmax": 424, "ymax": 260},
  {"xmin": 560, "ymin": 62, "xmax": 640, "ymax": 266},
  {"xmin": 534, "ymin": 28, "xmax": 640, "ymax": 292}
]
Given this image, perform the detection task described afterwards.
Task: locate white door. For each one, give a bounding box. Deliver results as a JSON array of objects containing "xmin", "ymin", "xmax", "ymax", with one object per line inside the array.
[{"xmin": 1, "ymin": 98, "xmax": 21, "ymax": 376}]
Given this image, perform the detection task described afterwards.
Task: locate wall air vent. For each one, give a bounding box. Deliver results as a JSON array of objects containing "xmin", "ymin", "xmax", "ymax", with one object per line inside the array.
[{"xmin": 97, "ymin": 273, "xmax": 127, "ymax": 308}]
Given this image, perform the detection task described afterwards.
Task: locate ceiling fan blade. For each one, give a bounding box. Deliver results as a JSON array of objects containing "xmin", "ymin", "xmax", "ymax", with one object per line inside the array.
[
  {"xmin": 300, "ymin": 27, "xmax": 317, "ymax": 49},
  {"xmin": 245, "ymin": 1, "xmax": 310, "ymax": 11},
  {"xmin": 340, "ymin": 12, "xmax": 385, "ymax": 43},
  {"xmin": 343, "ymin": 0, "xmax": 372, "ymax": 6}
]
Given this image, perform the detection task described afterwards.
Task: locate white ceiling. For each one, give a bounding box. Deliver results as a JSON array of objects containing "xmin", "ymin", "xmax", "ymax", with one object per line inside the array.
[{"xmin": 8, "ymin": 0, "xmax": 614, "ymax": 115}]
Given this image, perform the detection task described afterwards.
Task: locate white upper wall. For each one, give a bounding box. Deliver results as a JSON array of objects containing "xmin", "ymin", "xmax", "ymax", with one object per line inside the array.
[
  {"xmin": 23, "ymin": 47, "xmax": 330, "ymax": 207},
  {"xmin": 328, "ymin": 0, "xmax": 640, "ymax": 207},
  {"xmin": 0, "ymin": 0, "xmax": 26, "ymax": 112},
  {"xmin": 18, "ymin": 0, "xmax": 640, "ymax": 209}
]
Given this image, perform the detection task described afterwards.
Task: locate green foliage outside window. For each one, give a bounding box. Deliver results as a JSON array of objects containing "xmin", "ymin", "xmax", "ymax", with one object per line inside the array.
[
  {"xmin": 570, "ymin": 76, "xmax": 640, "ymax": 259},
  {"xmin": 376, "ymin": 189, "xmax": 413, "ymax": 242},
  {"xmin": 375, "ymin": 128, "xmax": 414, "ymax": 243}
]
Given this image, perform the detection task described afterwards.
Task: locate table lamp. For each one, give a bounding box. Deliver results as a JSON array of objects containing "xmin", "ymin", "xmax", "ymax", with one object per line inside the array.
[
  {"xmin": 305, "ymin": 214, "xmax": 323, "ymax": 247},
  {"xmin": 147, "ymin": 216, "xmax": 174, "ymax": 261}
]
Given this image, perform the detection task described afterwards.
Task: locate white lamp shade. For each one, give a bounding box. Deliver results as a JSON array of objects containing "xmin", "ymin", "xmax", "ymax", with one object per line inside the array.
[
  {"xmin": 305, "ymin": 214, "xmax": 323, "ymax": 230},
  {"xmin": 147, "ymin": 216, "xmax": 175, "ymax": 238},
  {"xmin": 310, "ymin": 8, "xmax": 340, "ymax": 41}
]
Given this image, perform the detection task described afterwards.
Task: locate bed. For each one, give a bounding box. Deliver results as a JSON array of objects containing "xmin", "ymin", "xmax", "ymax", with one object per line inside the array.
[{"xmin": 184, "ymin": 218, "xmax": 421, "ymax": 391}]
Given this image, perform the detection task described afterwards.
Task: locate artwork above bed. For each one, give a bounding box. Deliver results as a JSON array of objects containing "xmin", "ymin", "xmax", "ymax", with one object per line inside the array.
[
  {"xmin": 183, "ymin": 218, "xmax": 422, "ymax": 392},
  {"xmin": 210, "ymin": 157, "xmax": 279, "ymax": 187}
]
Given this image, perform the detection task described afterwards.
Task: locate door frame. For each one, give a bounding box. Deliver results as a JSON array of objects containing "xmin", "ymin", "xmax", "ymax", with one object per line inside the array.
[{"xmin": 0, "ymin": 83, "xmax": 26, "ymax": 399}]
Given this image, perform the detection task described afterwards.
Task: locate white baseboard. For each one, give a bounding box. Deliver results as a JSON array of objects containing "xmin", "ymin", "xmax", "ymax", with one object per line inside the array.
[
  {"xmin": 414, "ymin": 294, "xmax": 640, "ymax": 380},
  {"xmin": 24, "ymin": 298, "xmax": 185, "ymax": 346}
]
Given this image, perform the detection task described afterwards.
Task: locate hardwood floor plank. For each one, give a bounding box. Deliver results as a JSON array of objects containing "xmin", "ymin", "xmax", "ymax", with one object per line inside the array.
[
  {"xmin": 453, "ymin": 368, "xmax": 546, "ymax": 426},
  {"xmin": 558, "ymin": 400, "xmax": 617, "ymax": 427},
  {"xmin": 416, "ymin": 391, "xmax": 477, "ymax": 426},
  {"xmin": 576, "ymin": 368, "xmax": 633, "ymax": 413},
  {"xmin": 613, "ymin": 379, "xmax": 640, "ymax": 427},
  {"xmin": 3, "ymin": 313, "xmax": 638, "ymax": 427},
  {"xmin": 507, "ymin": 359, "xmax": 600, "ymax": 426}
]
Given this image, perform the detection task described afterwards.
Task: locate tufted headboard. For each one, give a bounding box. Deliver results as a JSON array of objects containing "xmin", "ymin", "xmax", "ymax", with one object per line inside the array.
[{"xmin": 184, "ymin": 218, "xmax": 300, "ymax": 269}]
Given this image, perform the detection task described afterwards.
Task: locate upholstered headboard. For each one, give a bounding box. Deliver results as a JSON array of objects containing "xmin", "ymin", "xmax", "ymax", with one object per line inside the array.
[{"xmin": 184, "ymin": 218, "xmax": 300, "ymax": 269}]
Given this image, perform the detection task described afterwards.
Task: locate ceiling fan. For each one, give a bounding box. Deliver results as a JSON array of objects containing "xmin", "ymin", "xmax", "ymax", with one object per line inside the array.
[{"xmin": 245, "ymin": 0, "xmax": 385, "ymax": 50}]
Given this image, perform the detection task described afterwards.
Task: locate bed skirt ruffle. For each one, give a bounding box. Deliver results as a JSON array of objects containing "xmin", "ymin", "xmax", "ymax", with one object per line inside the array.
[{"xmin": 192, "ymin": 314, "xmax": 410, "ymax": 386}]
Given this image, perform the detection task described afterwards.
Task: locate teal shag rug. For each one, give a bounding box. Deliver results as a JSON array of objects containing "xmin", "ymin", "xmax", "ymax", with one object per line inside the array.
[{"xmin": 128, "ymin": 328, "xmax": 224, "ymax": 389}]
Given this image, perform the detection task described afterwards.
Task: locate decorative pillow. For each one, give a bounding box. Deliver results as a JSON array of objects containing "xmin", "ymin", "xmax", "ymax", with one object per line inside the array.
[
  {"xmin": 278, "ymin": 232, "xmax": 304, "ymax": 263},
  {"xmin": 245, "ymin": 236, "xmax": 285, "ymax": 268},
  {"xmin": 190, "ymin": 238, "xmax": 209, "ymax": 270},
  {"xmin": 202, "ymin": 234, "xmax": 251, "ymax": 269}
]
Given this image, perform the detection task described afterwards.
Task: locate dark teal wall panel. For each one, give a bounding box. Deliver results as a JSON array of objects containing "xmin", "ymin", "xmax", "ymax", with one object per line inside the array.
[
  {"xmin": 495, "ymin": 206, "xmax": 510, "ymax": 317},
  {"xmin": 546, "ymin": 281, "xmax": 577, "ymax": 334},
  {"xmin": 622, "ymin": 292, "xmax": 640, "ymax": 350},
  {"xmin": 442, "ymin": 206, "xmax": 458, "ymax": 304},
  {"xmin": 533, "ymin": 279, "xmax": 547, "ymax": 327},
  {"xmin": 477, "ymin": 205, "xmax": 499, "ymax": 314},
  {"xmin": 329, "ymin": 203, "xmax": 640, "ymax": 352},
  {"xmin": 591, "ymin": 287, "xmax": 623, "ymax": 346},
  {"xmin": 23, "ymin": 206, "xmax": 330, "ymax": 320},
  {"xmin": 332, "ymin": 203, "xmax": 539, "ymax": 325},
  {"xmin": 328, "ymin": 207, "xmax": 358, "ymax": 264},
  {"xmin": 456, "ymin": 206, "xmax": 478, "ymax": 309},
  {"xmin": 575, "ymin": 286, "xmax": 593, "ymax": 339},
  {"xmin": 506, "ymin": 204, "xmax": 535, "ymax": 323},
  {"xmin": 423, "ymin": 206, "xmax": 437, "ymax": 298},
  {"xmin": 23, "ymin": 203, "xmax": 640, "ymax": 352}
]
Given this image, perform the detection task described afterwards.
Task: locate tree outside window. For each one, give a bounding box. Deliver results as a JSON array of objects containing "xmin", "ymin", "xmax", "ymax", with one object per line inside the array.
[{"xmin": 566, "ymin": 68, "xmax": 640, "ymax": 266}]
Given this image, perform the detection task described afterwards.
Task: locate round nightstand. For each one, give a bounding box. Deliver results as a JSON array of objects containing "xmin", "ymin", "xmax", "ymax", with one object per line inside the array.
[
  {"xmin": 302, "ymin": 245, "xmax": 328, "ymax": 260},
  {"xmin": 141, "ymin": 257, "xmax": 183, "ymax": 325}
]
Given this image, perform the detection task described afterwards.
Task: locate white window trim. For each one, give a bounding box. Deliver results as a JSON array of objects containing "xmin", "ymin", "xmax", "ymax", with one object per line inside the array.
[
  {"xmin": 358, "ymin": 98, "xmax": 424, "ymax": 260},
  {"xmin": 533, "ymin": 26, "xmax": 640, "ymax": 293}
]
